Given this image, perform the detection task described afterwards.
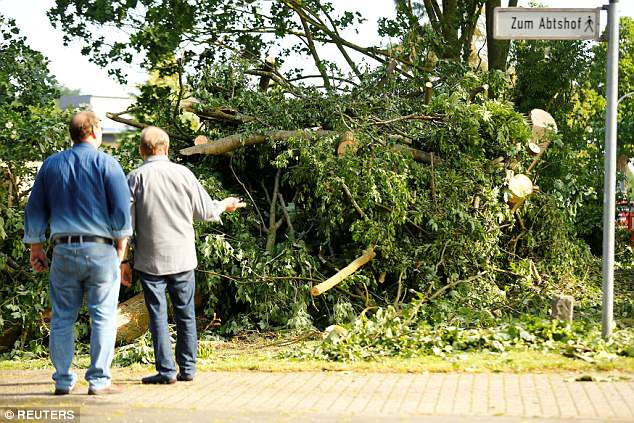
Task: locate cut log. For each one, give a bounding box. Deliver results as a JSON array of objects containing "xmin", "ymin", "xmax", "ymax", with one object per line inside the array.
[
  {"xmin": 259, "ymin": 56, "xmax": 277, "ymax": 91},
  {"xmin": 424, "ymin": 81, "xmax": 433, "ymax": 104},
  {"xmin": 551, "ymin": 295, "xmax": 574, "ymax": 323},
  {"xmin": 337, "ymin": 132, "xmax": 436, "ymax": 164},
  {"xmin": 527, "ymin": 142, "xmax": 541, "ymax": 155},
  {"xmin": 115, "ymin": 292, "xmax": 149, "ymax": 345},
  {"xmin": 473, "ymin": 195, "xmax": 481, "ymax": 210},
  {"xmin": 336, "ymin": 131, "xmax": 358, "ymax": 155},
  {"xmin": 180, "ymin": 129, "xmax": 338, "ymax": 156},
  {"xmin": 508, "ymin": 174, "xmax": 533, "ymax": 200},
  {"xmin": 311, "ymin": 247, "xmax": 376, "ymax": 296},
  {"xmin": 392, "ymin": 144, "xmax": 438, "ymax": 165},
  {"xmin": 508, "ymin": 173, "xmax": 533, "ymax": 213},
  {"xmin": 179, "ymin": 97, "xmax": 201, "ymax": 112},
  {"xmin": 530, "ymin": 108, "xmax": 557, "ymax": 142},
  {"xmin": 183, "ymin": 130, "xmax": 439, "ymax": 165},
  {"xmin": 526, "ymin": 109, "xmax": 558, "ymax": 174},
  {"xmin": 194, "ymin": 135, "xmax": 209, "ymax": 145}
]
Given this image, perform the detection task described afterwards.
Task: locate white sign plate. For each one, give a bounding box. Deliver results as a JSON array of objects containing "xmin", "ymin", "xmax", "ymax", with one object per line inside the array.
[{"xmin": 494, "ymin": 7, "xmax": 601, "ymax": 40}]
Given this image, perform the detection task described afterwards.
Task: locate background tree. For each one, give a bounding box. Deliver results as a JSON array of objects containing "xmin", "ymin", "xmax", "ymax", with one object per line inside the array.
[
  {"xmin": 0, "ymin": 14, "xmax": 71, "ymax": 352},
  {"xmin": 485, "ymin": 0, "xmax": 518, "ymax": 71},
  {"xmin": 48, "ymin": 0, "xmax": 521, "ymax": 89}
]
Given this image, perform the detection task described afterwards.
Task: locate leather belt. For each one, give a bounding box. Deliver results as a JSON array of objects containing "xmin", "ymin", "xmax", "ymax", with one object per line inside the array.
[{"xmin": 53, "ymin": 235, "xmax": 115, "ymax": 246}]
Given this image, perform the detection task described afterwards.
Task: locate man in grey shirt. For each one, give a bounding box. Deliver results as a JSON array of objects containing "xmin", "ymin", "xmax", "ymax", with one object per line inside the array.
[{"xmin": 123, "ymin": 126, "xmax": 244, "ymax": 384}]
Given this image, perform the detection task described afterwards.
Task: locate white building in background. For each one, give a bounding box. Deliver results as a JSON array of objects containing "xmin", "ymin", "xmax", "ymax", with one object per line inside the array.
[{"xmin": 59, "ymin": 95, "xmax": 135, "ymax": 143}]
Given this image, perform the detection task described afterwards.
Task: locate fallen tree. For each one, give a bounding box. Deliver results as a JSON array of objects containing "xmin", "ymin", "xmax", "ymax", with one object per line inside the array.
[{"xmin": 103, "ymin": 64, "xmax": 596, "ymax": 337}]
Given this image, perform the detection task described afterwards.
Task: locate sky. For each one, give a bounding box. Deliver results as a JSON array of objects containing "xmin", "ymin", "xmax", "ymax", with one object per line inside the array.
[{"xmin": 2, "ymin": 0, "xmax": 633, "ymax": 97}]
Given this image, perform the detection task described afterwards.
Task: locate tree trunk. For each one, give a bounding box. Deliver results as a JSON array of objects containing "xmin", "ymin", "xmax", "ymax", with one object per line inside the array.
[
  {"xmin": 485, "ymin": 0, "xmax": 517, "ymax": 71},
  {"xmin": 116, "ymin": 293, "xmax": 149, "ymax": 345}
]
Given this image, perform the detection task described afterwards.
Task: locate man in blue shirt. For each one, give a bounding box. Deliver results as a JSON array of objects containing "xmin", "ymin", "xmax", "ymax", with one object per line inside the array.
[{"xmin": 23, "ymin": 111, "xmax": 132, "ymax": 396}]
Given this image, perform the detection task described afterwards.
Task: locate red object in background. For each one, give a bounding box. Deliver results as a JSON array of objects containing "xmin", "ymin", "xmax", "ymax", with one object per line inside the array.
[{"xmin": 616, "ymin": 200, "xmax": 634, "ymax": 243}]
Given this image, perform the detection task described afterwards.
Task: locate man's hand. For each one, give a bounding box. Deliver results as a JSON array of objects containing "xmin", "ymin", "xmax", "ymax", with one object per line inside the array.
[
  {"xmin": 222, "ymin": 196, "xmax": 247, "ymax": 213},
  {"xmin": 29, "ymin": 243, "xmax": 49, "ymax": 272},
  {"xmin": 120, "ymin": 262, "xmax": 132, "ymax": 287}
]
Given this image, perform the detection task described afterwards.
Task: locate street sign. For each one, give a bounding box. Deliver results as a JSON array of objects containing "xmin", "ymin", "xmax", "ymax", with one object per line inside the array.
[{"xmin": 493, "ymin": 7, "xmax": 601, "ymax": 40}]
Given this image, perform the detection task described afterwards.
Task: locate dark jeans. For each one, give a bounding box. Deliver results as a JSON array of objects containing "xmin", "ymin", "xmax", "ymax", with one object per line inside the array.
[{"xmin": 140, "ymin": 270, "xmax": 197, "ymax": 379}]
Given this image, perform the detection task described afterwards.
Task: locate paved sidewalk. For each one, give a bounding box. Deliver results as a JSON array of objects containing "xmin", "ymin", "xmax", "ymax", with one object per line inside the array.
[{"xmin": 0, "ymin": 370, "xmax": 633, "ymax": 422}]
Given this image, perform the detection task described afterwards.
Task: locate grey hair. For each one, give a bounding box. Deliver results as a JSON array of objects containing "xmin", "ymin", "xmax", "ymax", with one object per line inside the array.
[{"xmin": 140, "ymin": 126, "xmax": 170, "ymax": 154}]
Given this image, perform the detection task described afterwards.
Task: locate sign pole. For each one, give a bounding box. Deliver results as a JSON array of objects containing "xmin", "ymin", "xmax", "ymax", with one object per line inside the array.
[{"xmin": 601, "ymin": 0, "xmax": 620, "ymax": 339}]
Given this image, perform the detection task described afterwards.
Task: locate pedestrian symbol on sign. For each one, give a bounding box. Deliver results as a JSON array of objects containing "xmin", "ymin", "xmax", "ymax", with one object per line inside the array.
[{"xmin": 585, "ymin": 16, "xmax": 594, "ymax": 32}]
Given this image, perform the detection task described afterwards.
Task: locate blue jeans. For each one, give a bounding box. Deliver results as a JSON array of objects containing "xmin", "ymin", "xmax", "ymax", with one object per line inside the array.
[
  {"xmin": 140, "ymin": 270, "xmax": 197, "ymax": 379},
  {"xmin": 48, "ymin": 243, "xmax": 120, "ymax": 391}
]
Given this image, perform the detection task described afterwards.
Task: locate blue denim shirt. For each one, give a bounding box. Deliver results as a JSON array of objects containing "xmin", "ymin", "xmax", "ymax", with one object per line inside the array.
[{"xmin": 23, "ymin": 142, "xmax": 133, "ymax": 244}]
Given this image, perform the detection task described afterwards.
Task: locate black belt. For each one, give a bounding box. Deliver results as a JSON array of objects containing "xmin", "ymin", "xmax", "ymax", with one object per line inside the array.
[{"xmin": 53, "ymin": 235, "xmax": 115, "ymax": 246}]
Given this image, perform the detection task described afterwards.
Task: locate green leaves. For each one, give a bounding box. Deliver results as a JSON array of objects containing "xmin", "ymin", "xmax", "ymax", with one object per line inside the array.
[
  {"xmin": 293, "ymin": 301, "xmax": 634, "ymax": 361},
  {"xmin": 0, "ymin": 18, "xmax": 69, "ymax": 352}
]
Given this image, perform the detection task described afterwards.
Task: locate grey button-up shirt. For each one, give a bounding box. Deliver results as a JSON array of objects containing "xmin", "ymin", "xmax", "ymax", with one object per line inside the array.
[{"xmin": 128, "ymin": 155, "xmax": 224, "ymax": 275}]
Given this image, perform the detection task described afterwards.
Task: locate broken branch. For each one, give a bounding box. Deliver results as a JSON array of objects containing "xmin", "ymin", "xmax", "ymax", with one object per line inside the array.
[
  {"xmin": 341, "ymin": 182, "xmax": 367, "ymax": 220},
  {"xmin": 180, "ymin": 129, "xmax": 338, "ymax": 156},
  {"xmin": 311, "ymin": 247, "xmax": 376, "ymax": 296},
  {"xmin": 106, "ymin": 112, "xmax": 189, "ymax": 142}
]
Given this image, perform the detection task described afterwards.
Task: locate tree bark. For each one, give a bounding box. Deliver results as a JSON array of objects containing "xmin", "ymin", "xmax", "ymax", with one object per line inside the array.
[
  {"xmin": 180, "ymin": 129, "xmax": 338, "ymax": 156},
  {"xmin": 485, "ymin": 0, "xmax": 517, "ymax": 71},
  {"xmin": 115, "ymin": 293, "xmax": 149, "ymax": 345}
]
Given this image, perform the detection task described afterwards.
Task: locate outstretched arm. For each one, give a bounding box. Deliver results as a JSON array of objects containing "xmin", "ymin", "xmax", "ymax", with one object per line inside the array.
[{"xmin": 191, "ymin": 177, "xmax": 245, "ymax": 222}]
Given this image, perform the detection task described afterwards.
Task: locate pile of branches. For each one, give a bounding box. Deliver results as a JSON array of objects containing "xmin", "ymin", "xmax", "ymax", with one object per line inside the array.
[{"xmin": 109, "ymin": 64, "xmax": 598, "ymax": 332}]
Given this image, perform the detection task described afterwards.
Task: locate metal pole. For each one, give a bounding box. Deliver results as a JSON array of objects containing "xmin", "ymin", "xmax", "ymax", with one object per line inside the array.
[{"xmin": 601, "ymin": 0, "xmax": 620, "ymax": 339}]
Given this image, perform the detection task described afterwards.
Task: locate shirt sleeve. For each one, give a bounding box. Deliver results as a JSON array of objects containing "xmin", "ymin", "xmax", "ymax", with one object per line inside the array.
[
  {"xmin": 23, "ymin": 161, "xmax": 50, "ymax": 244},
  {"xmin": 191, "ymin": 175, "xmax": 224, "ymax": 223},
  {"xmin": 104, "ymin": 157, "xmax": 133, "ymax": 239},
  {"xmin": 127, "ymin": 173, "xmax": 137, "ymax": 233}
]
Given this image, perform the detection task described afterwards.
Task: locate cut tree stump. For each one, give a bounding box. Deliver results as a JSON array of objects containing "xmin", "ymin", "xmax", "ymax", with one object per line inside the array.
[
  {"xmin": 530, "ymin": 109, "xmax": 557, "ymax": 141},
  {"xmin": 115, "ymin": 292, "xmax": 149, "ymax": 345},
  {"xmin": 336, "ymin": 131, "xmax": 358, "ymax": 155},
  {"xmin": 311, "ymin": 247, "xmax": 375, "ymax": 296},
  {"xmin": 551, "ymin": 295, "xmax": 574, "ymax": 323},
  {"xmin": 508, "ymin": 173, "xmax": 533, "ymax": 211},
  {"xmin": 527, "ymin": 109, "xmax": 558, "ymax": 174},
  {"xmin": 527, "ymin": 142, "xmax": 541, "ymax": 155}
]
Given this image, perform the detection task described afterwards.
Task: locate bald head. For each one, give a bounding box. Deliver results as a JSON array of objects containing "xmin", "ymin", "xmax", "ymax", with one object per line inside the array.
[
  {"xmin": 70, "ymin": 111, "xmax": 100, "ymax": 143},
  {"xmin": 140, "ymin": 126, "xmax": 170, "ymax": 156}
]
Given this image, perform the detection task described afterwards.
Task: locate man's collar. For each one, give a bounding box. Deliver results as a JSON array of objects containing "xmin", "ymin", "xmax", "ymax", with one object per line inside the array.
[
  {"xmin": 73, "ymin": 141, "xmax": 97, "ymax": 150},
  {"xmin": 145, "ymin": 155, "xmax": 170, "ymax": 163}
]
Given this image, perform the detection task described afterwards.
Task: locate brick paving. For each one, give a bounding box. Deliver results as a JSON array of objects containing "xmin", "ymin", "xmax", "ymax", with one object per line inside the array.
[{"xmin": 0, "ymin": 369, "xmax": 632, "ymax": 422}]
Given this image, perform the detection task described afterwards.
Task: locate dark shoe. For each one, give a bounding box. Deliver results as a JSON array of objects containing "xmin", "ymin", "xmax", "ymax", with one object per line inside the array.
[
  {"xmin": 141, "ymin": 373, "xmax": 176, "ymax": 385},
  {"xmin": 177, "ymin": 373, "xmax": 194, "ymax": 382},
  {"xmin": 54, "ymin": 385, "xmax": 75, "ymax": 395},
  {"xmin": 88, "ymin": 384, "xmax": 124, "ymax": 395}
]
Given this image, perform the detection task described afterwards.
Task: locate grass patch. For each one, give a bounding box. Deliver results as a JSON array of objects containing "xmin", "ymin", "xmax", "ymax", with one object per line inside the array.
[{"xmin": 2, "ymin": 339, "xmax": 633, "ymax": 374}]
